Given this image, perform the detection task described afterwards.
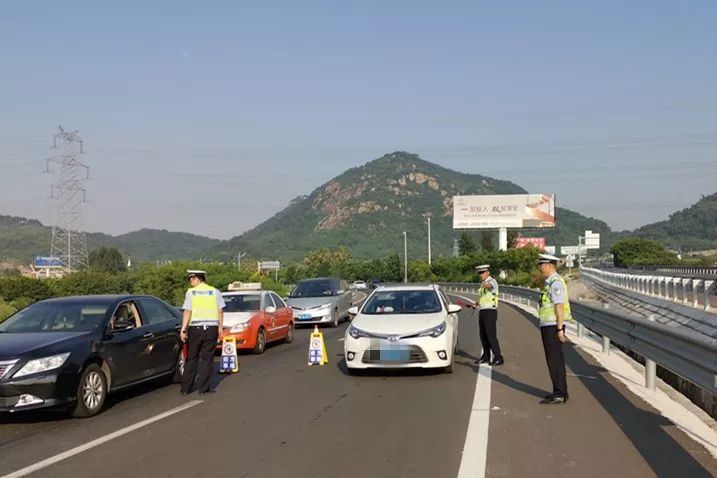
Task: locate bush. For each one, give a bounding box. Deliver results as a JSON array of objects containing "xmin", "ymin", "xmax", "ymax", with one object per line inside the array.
[
  {"xmin": 0, "ymin": 300, "xmax": 16, "ymax": 322},
  {"xmin": 0, "ymin": 276, "xmax": 53, "ymax": 302}
]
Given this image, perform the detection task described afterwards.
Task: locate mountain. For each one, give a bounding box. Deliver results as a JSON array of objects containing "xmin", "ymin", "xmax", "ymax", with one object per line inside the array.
[
  {"xmin": 0, "ymin": 216, "xmax": 220, "ymax": 263},
  {"xmin": 209, "ymin": 152, "xmax": 613, "ymax": 261},
  {"xmin": 633, "ymin": 193, "xmax": 717, "ymax": 251}
]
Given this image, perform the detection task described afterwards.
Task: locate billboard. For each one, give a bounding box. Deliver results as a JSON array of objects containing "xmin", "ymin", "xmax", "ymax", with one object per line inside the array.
[
  {"xmin": 584, "ymin": 230, "xmax": 601, "ymax": 249},
  {"xmin": 515, "ymin": 237, "xmax": 546, "ymax": 250},
  {"xmin": 560, "ymin": 245, "xmax": 588, "ymax": 256},
  {"xmin": 34, "ymin": 256, "xmax": 64, "ymax": 268},
  {"xmin": 453, "ymin": 194, "xmax": 555, "ymax": 229}
]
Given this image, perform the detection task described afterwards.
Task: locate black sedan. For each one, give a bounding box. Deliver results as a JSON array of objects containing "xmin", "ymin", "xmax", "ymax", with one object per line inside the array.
[{"xmin": 0, "ymin": 294, "xmax": 184, "ymax": 417}]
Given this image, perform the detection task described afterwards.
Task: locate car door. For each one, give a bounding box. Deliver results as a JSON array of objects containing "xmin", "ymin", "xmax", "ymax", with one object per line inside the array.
[
  {"xmin": 270, "ymin": 293, "xmax": 291, "ymax": 338},
  {"xmin": 136, "ymin": 297, "xmax": 182, "ymax": 376},
  {"xmin": 440, "ymin": 292, "xmax": 459, "ymax": 348},
  {"xmin": 262, "ymin": 293, "xmax": 279, "ymax": 341},
  {"xmin": 339, "ymin": 280, "xmax": 351, "ymax": 317},
  {"xmin": 102, "ymin": 301, "xmax": 153, "ymax": 387}
]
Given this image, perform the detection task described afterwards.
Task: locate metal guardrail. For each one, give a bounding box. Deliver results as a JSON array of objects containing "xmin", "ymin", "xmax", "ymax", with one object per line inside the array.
[
  {"xmin": 440, "ymin": 282, "xmax": 717, "ymax": 394},
  {"xmin": 582, "ymin": 267, "xmax": 715, "ymax": 312}
]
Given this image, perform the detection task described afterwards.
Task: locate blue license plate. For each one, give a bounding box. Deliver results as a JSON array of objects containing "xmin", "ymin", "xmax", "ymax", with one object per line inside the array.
[
  {"xmin": 379, "ymin": 348, "xmax": 410, "ymax": 362},
  {"xmin": 298, "ymin": 314, "xmax": 312, "ymax": 320}
]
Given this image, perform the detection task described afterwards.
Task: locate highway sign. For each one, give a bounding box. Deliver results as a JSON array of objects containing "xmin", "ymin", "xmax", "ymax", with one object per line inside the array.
[
  {"xmin": 584, "ymin": 230, "xmax": 601, "ymax": 249},
  {"xmin": 258, "ymin": 261, "xmax": 280, "ymax": 270},
  {"xmin": 561, "ymin": 245, "xmax": 588, "ymax": 256}
]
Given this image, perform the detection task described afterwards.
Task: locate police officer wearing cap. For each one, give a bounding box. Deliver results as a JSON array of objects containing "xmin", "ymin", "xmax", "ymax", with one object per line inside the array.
[
  {"xmin": 537, "ymin": 254, "xmax": 573, "ymax": 404},
  {"xmin": 474, "ymin": 264, "xmax": 503, "ymax": 366},
  {"xmin": 180, "ymin": 270, "xmax": 225, "ymax": 395}
]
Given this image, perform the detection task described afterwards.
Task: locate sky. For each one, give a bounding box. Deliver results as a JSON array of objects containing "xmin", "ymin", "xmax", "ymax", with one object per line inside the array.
[{"xmin": 0, "ymin": 0, "xmax": 715, "ymax": 240}]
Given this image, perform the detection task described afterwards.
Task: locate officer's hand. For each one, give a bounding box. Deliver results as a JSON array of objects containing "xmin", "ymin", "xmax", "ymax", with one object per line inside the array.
[
  {"xmin": 180, "ymin": 330, "xmax": 188, "ymax": 343},
  {"xmin": 557, "ymin": 330, "xmax": 567, "ymax": 343}
]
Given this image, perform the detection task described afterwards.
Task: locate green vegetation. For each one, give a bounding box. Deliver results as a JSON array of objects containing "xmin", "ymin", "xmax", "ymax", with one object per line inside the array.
[
  {"xmin": 610, "ymin": 238, "xmax": 679, "ymax": 267},
  {"xmin": 89, "ymin": 246, "xmax": 127, "ymax": 273},
  {"xmin": 634, "ymin": 193, "xmax": 717, "ymax": 251}
]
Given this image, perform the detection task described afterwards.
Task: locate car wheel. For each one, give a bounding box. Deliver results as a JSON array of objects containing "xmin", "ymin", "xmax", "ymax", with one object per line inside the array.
[
  {"xmin": 444, "ymin": 357, "xmax": 454, "ymax": 374},
  {"xmin": 72, "ymin": 364, "xmax": 107, "ymax": 418},
  {"xmin": 330, "ymin": 309, "xmax": 339, "ymax": 327},
  {"xmin": 284, "ymin": 323, "xmax": 295, "ymax": 343},
  {"xmin": 253, "ymin": 328, "xmax": 266, "ymax": 354},
  {"xmin": 172, "ymin": 349, "xmax": 185, "ymax": 383}
]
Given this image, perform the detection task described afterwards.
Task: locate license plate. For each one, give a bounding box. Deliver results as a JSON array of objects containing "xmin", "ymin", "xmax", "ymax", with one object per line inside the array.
[
  {"xmin": 379, "ymin": 349, "xmax": 410, "ymax": 361},
  {"xmin": 298, "ymin": 314, "xmax": 312, "ymax": 320}
]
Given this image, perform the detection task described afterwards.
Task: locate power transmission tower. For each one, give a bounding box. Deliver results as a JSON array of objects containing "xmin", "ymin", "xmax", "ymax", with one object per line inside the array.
[{"xmin": 46, "ymin": 126, "xmax": 90, "ymax": 272}]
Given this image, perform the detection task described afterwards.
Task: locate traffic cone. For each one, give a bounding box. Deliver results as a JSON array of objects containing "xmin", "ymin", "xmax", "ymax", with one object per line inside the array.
[{"xmin": 308, "ymin": 325, "xmax": 329, "ymax": 366}]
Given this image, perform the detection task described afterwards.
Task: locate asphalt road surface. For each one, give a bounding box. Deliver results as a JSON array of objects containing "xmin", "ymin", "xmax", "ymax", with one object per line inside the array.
[{"xmin": 1, "ymin": 298, "xmax": 715, "ymax": 478}]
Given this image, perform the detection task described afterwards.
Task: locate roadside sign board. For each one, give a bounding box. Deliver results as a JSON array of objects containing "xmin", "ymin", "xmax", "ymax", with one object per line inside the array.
[{"xmin": 561, "ymin": 245, "xmax": 588, "ymax": 256}]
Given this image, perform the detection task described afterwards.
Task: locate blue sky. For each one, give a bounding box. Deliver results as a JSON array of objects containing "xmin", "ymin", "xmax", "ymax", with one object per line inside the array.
[{"xmin": 1, "ymin": 1, "xmax": 715, "ymax": 239}]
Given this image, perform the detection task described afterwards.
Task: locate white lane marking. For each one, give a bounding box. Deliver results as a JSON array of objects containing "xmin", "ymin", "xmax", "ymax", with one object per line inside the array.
[
  {"xmin": 457, "ymin": 364, "xmax": 492, "ymax": 478},
  {"xmin": 2, "ymin": 400, "xmax": 203, "ymax": 478}
]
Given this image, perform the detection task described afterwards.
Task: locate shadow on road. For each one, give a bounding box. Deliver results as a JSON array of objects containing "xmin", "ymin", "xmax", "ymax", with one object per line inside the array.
[{"xmin": 504, "ymin": 303, "xmax": 715, "ymax": 477}]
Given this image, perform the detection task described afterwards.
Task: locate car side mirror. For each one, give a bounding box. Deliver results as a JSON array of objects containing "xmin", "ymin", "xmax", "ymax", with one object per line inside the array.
[
  {"xmin": 112, "ymin": 321, "xmax": 134, "ymax": 333},
  {"xmin": 265, "ymin": 306, "xmax": 276, "ymax": 314},
  {"xmin": 447, "ymin": 304, "xmax": 462, "ymax": 314},
  {"xmin": 348, "ymin": 306, "xmax": 359, "ymax": 316}
]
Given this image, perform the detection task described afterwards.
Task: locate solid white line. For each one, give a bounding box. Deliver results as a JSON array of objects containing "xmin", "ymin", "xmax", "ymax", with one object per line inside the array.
[
  {"xmin": 457, "ymin": 364, "xmax": 492, "ymax": 478},
  {"xmin": 1, "ymin": 400, "xmax": 203, "ymax": 478}
]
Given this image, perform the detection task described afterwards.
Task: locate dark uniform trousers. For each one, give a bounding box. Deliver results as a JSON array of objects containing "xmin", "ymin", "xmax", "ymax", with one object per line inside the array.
[
  {"xmin": 478, "ymin": 308, "xmax": 502, "ymax": 361},
  {"xmin": 182, "ymin": 325, "xmax": 219, "ymax": 394},
  {"xmin": 540, "ymin": 325, "xmax": 568, "ymax": 397}
]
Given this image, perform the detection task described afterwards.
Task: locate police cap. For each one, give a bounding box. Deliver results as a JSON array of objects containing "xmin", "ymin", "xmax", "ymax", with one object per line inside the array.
[
  {"xmin": 475, "ymin": 264, "xmax": 490, "ymax": 273},
  {"xmin": 538, "ymin": 254, "xmax": 559, "ymax": 265},
  {"xmin": 186, "ymin": 269, "xmax": 207, "ymax": 280}
]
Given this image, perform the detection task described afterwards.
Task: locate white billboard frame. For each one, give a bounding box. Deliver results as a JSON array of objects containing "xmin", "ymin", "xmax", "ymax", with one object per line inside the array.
[{"xmin": 453, "ymin": 193, "xmax": 556, "ymax": 230}]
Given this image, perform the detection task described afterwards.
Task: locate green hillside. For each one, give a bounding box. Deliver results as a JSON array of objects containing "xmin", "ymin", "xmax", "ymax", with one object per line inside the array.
[
  {"xmin": 0, "ymin": 216, "xmax": 220, "ymax": 264},
  {"xmin": 208, "ymin": 152, "xmax": 614, "ymax": 261},
  {"xmin": 633, "ymin": 193, "xmax": 717, "ymax": 251}
]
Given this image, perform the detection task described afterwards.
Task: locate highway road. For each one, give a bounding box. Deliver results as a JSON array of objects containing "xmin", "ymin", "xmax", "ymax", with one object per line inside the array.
[{"xmin": 1, "ymin": 298, "xmax": 716, "ymax": 478}]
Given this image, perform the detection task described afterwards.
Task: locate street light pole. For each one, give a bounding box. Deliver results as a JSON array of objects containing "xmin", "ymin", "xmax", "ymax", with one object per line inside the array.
[
  {"xmin": 427, "ymin": 217, "xmax": 432, "ymax": 266},
  {"xmin": 403, "ymin": 231, "xmax": 408, "ymax": 283}
]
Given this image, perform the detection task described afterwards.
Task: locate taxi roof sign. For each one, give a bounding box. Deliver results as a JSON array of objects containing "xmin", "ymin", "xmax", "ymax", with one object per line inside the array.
[{"xmin": 227, "ymin": 281, "xmax": 262, "ymax": 291}]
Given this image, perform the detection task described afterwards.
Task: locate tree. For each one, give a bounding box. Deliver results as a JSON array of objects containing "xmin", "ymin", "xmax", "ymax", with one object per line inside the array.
[
  {"xmin": 89, "ymin": 247, "xmax": 127, "ymax": 274},
  {"xmin": 0, "ymin": 276, "xmax": 53, "ymax": 302},
  {"xmin": 610, "ymin": 238, "xmax": 677, "ymax": 267},
  {"xmin": 507, "ymin": 230, "xmax": 520, "ymax": 248},
  {"xmin": 480, "ymin": 231, "xmax": 495, "ymax": 251},
  {"xmin": 458, "ymin": 232, "xmax": 477, "ymax": 256}
]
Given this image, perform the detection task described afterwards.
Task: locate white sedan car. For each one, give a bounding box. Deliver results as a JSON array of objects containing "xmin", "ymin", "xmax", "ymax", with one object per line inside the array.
[{"xmin": 344, "ymin": 285, "xmax": 461, "ymax": 374}]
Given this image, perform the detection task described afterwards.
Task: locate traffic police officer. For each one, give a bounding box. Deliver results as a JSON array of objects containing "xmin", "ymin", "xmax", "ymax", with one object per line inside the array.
[
  {"xmin": 537, "ymin": 254, "xmax": 573, "ymax": 404},
  {"xmin": 180, "ymin": 270, "xmax": 225, "ymax": 395},
  {"xmin": 474, "ymin": 264, "xmax": 503, "ymax": 366}
]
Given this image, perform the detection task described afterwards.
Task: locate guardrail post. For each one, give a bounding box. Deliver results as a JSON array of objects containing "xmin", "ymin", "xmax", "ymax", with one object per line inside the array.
[
  {"xmin": 705, "ymin": 281, "xmax": 714, "ymax": 312},
  {"xmin": 577, "ymin": 321, "xmax": 585, "ymax": 338},
  {"xmin": 602, "ymin": 335, "xmax": 610, "ymax": 354},
  {"xmin": 645, "ymin": 314, "xmax": 657, "ymax": 391},
  {"xmin": 682, "ymin": 279, "xmax": 689, "ymax": 305},
  {"xmin": 692, "ymin": 280, "xmax": 701, "ymax": 308}
]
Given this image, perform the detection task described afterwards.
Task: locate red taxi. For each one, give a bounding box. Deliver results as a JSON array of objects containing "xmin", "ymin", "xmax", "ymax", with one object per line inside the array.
[{"xmin": 219, "ymin": 282, "xmax": 294, "ymax": 354}]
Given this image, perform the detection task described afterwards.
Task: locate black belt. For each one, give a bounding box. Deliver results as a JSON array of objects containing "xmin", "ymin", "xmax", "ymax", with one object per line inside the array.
[{"xmin": 189, "ymin": 324, "xmax": 218, "ymax": 329}]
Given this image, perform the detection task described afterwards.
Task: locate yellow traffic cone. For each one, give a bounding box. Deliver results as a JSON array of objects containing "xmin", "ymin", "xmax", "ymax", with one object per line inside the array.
[{"xmin": 308, "ymin": 325, "xmax": 329, "ymax": 366}]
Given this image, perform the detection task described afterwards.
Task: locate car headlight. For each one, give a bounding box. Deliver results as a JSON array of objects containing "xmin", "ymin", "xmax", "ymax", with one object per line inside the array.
[
  {"xmin": 418, "ymin": 321, "xmax": 447, "ymax": 338},
  {"xmin": 13, "ymin": 353, "xmax": 70, "ymax": 378},
  {"xmin": 348, "ymin": 325, "xmax": 370, "ymax": 339},
  {"xmin": 230, "ymin": 322, "xmax": 251, "ymax": 333}
]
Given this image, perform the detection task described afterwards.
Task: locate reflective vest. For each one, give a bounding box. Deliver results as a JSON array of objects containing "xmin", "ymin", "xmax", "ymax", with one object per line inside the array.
[
  {"xmin": 188, "ymin": 282, "xmax": 220, "ymax": 324},
  {"xmin": 478, "ymin": 277, "xmax": 499, "ymax": 310},
  {"xmin": 538, "ymin": 274, "xmax": 573, "ymax": 325}
]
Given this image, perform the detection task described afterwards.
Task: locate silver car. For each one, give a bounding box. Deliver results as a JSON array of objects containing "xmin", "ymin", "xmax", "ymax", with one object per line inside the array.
[{"xmin": 286, "ymin": 277, "xmax": 352, "ymax": 327}]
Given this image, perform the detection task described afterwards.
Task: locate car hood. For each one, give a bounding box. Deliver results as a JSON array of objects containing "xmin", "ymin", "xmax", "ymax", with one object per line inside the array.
[
  {"xmin": 286, "ymin": 297, "xmax": 337, "ymax": 310},
  {"xmin": 351, "ymin": 312, "xmax": 445, "ymax": 335},
  {"xmin": 223, "ymin": 312, "xmax": 255, "ymax": 327},
  {"xmin": 0, "ymin": 331, "xmax": 94, "ymax": 360}
]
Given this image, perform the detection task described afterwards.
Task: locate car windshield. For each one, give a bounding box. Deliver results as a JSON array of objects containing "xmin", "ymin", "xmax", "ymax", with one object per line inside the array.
[
  {"xmin": 222, "ymin": 294, "xmax": 262, "ymax": 312},
  {"xmin": 0, "ymin": 301, "xmax": 110, "ymax": 333},
  {"xmin": 290, "ymin": 280, "xmax": 334, "ymax": 298},
  {"xmin": 362, "ymin": 290, "xmax": 442, "ymax": 315}
]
